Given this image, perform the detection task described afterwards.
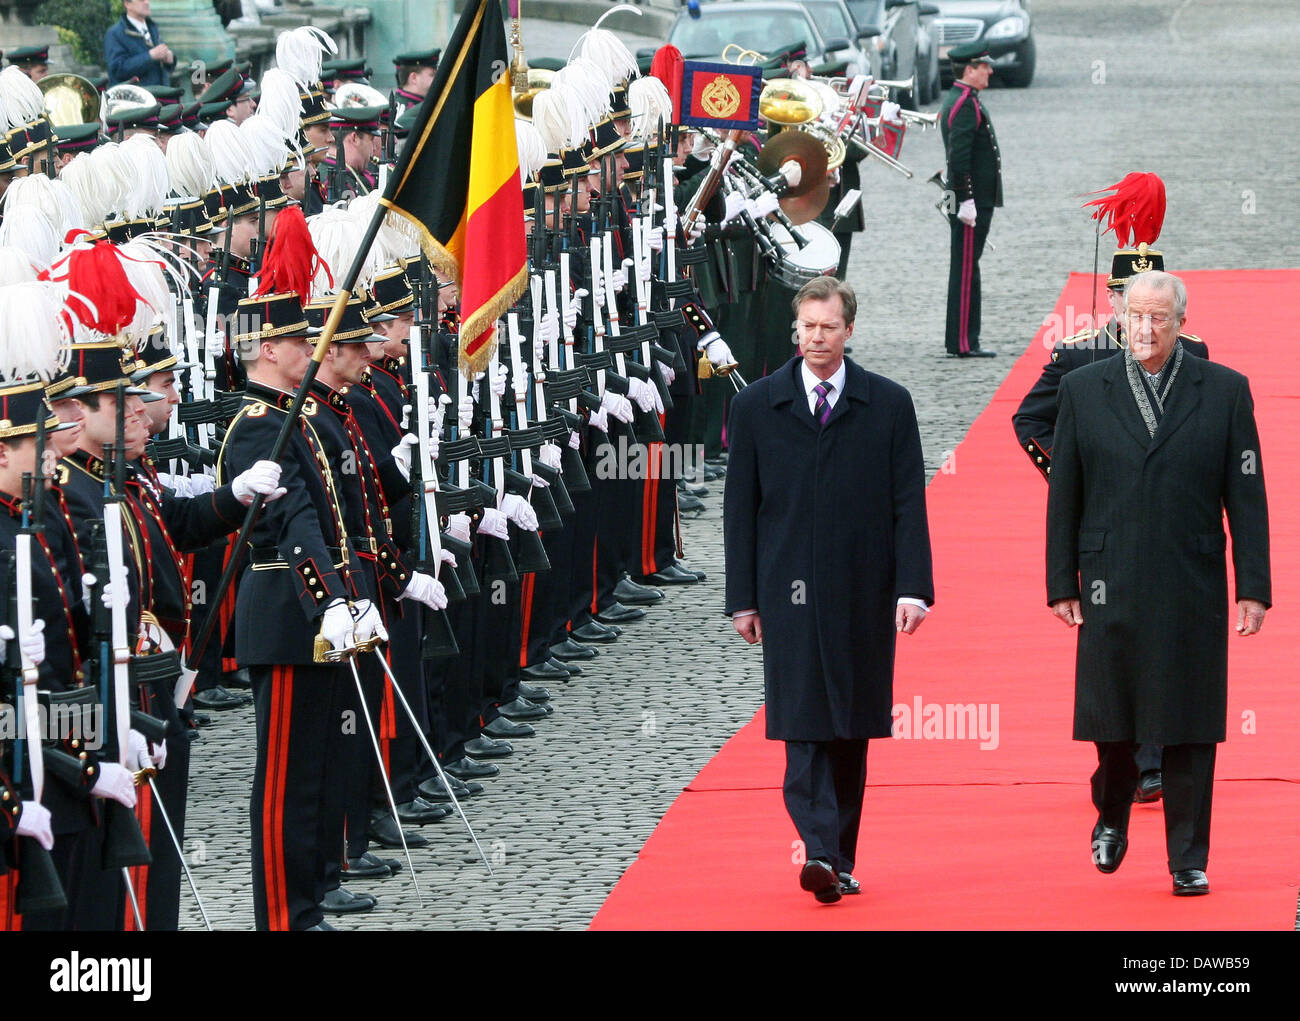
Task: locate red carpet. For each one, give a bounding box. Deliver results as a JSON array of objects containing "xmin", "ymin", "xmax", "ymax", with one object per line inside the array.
[{"xmin": 591, "ymin": 270, "xmax": 1300, "ymax": 930}]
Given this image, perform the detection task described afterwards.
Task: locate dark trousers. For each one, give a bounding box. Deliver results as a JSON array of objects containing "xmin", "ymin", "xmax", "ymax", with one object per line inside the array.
[
  {"xmin": 945, "ymin": 207, "xmax": 993, "ymax": 354},
  {"xmin": 249, "ymin": 662, "xmax": 346, "ymax": 931},
  {"xmin": 782, "ymin": 739, "xmax": 869, "ymax": 875},
  {"xmin": 1092, "ymin": 741, "xmax": 1216, "ymax": 872}
]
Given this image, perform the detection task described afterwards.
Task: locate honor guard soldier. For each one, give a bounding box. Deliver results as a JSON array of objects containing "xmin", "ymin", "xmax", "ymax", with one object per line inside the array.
[
  {"xmin": 392, "ymin": 49, "xmax": 440, "ymax": 114},
  {"xmin": 6, "ymin": 45, "xmax": 49, "ymax": 83},
  {"xmin": 940, "ymin": 41, "xmax": 1003, "ymax": 358}
]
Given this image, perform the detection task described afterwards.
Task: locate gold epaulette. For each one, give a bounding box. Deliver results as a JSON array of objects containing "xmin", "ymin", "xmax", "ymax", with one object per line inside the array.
[
  {"xmin": 1059, "ymin": 328, "xmax": 1099, "ymax": 345},
  {"xmin": 1179, "ymin": 332, "xmax": 1202, "ymax": 343}
]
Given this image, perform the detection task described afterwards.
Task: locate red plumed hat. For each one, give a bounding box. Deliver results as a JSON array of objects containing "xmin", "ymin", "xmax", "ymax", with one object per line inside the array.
[
  {"xmin": 254, "ymin": 205, "xmax": 332, "ymax": 299},
  {"xmin": 48, "ymin": 236, "xmax": 147, "ymax": 336},
  {"xmin": 650, "ymin": 45, "xmax": 684, "ymax": 123},
  {"xmin": 1082, "ymin": 172, "xmax": 1166, "ymax": 249}
]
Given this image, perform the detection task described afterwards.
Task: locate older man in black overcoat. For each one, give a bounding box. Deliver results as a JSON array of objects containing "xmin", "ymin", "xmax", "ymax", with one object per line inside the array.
[
  {"xmin": 724, "ymin": 276, "xmax": 934, "ymax": 904},
  {"xmin": 1047, "ymin": 271, "xmax": 1270, "ymax": 896}
]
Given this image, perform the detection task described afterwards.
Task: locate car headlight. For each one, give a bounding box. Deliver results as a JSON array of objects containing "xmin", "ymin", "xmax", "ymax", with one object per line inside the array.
[{"xmin": 985, "ymin": 15, "xmax": 1027, "ymax": 39}]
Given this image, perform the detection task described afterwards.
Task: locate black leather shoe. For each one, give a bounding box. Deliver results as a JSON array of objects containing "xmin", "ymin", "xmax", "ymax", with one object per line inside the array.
[
  {"xmin": 395, "ymin": 797, "xmax": 451, "ymax": 824},
  {"xmin": 346, "ymin": 852, "xmax": 394, "ymax": 879},
  {"xmin": 799, "ymin": 860, "xmax": 842, "ymax": 904},
  {"xmin": 613, "ymin": 577, "xmax": 665, "ymax": 605},
  {"xmin": 957, "ymin": 348, "xmax": 997, "ymax": 358},
  {"xmin": 705, "ymin": 452, "xmax": 728, "ymax": 466},
  {"xmin": 547, "ymin": 657, "xmax": 578, "ymax": 677},
  {"xmin": 677, "ymin": 493, "xmax": 706, "ymax": 514},
  {"xmin": 644, "ymin": 562, "xmax": 700, "ymax": 585},
  {"xmin": 521, "ymin": 660, "xmax": 570, "ymax": 682},
  {"xmin": 483, "ymin": 717, "xmax": 535, "ymax": 739},
  {"xmin": 1091, "ymin": 821, "xmax": 1128, "ymax": 874},
  {"xmin": 595, "ymin": 601, "xmax": 646, "ymax": 625},
  {"xmin": 571, "ymin": 621, "xmax": 619, "ymax": 643},
  {"xmin": 320, "ymin": 887, "xmax": 377, "ymax": 914},
  {"xmin": 465, "ymin": 735, "xmax": 515, "ymax": 758},
  {"xmin": 550, "ymin": 638, "xmax": 598, "ymax": 661},
  {"xmin": 1172, "ymin": 869, "xmax": 1210, "ymax": 896},
  {"xmin": 222, "ymin": 667, "xmax": 252, "ymax": 689},
  {"xmin": 677, "ymin": 479, "xmax": 708, "ymax": 497},
  {"xmin": 837, "ymin": 872, "xmax": 861, "ymax": 894},
  {"xmin": 497, "ymin": 697, "xmax": 549, "ymax": 721},
  {"xmin": 444, "ymin": 755, "xmax": 500, "ymax": 780},
  {"xmin": 516, "ymin": 680, "xmax": 551, "ymax": 702},
  {"xmin": 702, "ymin": 464, "xmax": 725, "ymax": 481},
  {"xmin": 193, "ymin": 686, "xmax": 251, "ymax": 711},
  {"xmin": 1135, "ymin": 770, "xmax": 1163, "ymax": 803},
  {"xmin": 305, "ymin": 920, "xmax": 337, "ymax": 930},
  {"xmin": 191, "ymin": 711, "xmax": 213, "ymax": 728},
  {"xmin": 419, "ymin": 775, "xmax": 485, "ymax": 802},
  {"xmin": 368, "ymin": 814, "xmax": 430, "ymax": 849}
]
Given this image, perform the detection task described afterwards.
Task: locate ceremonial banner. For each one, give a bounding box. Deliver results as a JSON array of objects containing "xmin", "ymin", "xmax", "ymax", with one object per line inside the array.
[
  {"xmin": 378, "ymin": 0, "xmax": 526, "ymax": 373},
  {"xmin": 679, "ymin": 61, "xmax": 761, "ymax": 130}
]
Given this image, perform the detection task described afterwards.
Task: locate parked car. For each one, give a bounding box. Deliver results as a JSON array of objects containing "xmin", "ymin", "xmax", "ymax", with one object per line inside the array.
[
  {"xmin": 666, "ymin": 0, "xmax": 881, "ymax": 79},
  {"xmin": 929, "ymin": 0, "xmax": 1035, "ymax": 87}
]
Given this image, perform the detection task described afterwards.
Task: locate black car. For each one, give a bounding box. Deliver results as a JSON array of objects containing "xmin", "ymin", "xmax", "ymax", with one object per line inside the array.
[
  {"xmin": 930, "ymin": 0, "xmax": 1035, "ymax": 87},
  {"xmin": 845, "ymin": 1, "xmax": 943, "ymax": 107}
]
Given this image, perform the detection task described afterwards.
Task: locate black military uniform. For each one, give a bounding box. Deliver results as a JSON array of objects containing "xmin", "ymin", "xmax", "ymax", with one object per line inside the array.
[{"xmin": 939, "ymin": 43, "xmax": 1003, "ymax": 357}]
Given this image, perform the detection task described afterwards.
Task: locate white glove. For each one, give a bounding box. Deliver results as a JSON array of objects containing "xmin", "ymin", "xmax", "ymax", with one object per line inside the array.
[
  {"xmin": 501, "ymin": 493, "xmax": 539, "ymax": 531},
  {"xmin": 689, "ymin": 132, "xmax": 715, "ymax": 161},
  {"xmin": 126, "ymin": 729, "xmax": 152, "ymax": 772},
  {"xmin": 748, "ymin": 192, "xmax": 781, "ymax": 219},
  {"xmin": 0, "ymin": 620, "xmax": 44, "ymax": 667},
  {"xmin": 457, "ymin": 392, "xmax": 474, "ymax": 431},
  {"xmin": 565, "ymin": 289, "xmax": 586, "ymax": 334},
  {"xmin": 686, "ymin": 220, "xmax": 705, "ymax": 244},
  {"xmin": 479, "ymin": 506, "xmax": 510, "ymax": 541},
  {"xmin": 92, "ymin": 763, "xmax": 137, "ymax": 808},
  {"xmin": 880, "ymin": 100, "xmax": 903, "ymax": 125},
  {"xmin": 662, "ymin": 364, "xmax": 676, "ymax": 387},
  {"xmin": 390, "ymin": 433, "xmax": 418, "ymax": 482},
  {"xmin": 627, "ymin": 378, "xmax": 656, "ymax": 414},
  {"xmin": 568, "ymin": 429, "xmax": 582, "ymax": 450},
  {"xmin": 588, "ymin": 406, "xmax": 609, "ymax": 433},
  {"xmin": 536, "ymin": 312, "xmax": 559, "ymax": 350},
  {"xmin": 537, "ymin": 442, "xmax": 563, "ymax": 471},
  {"xmin": 352, "ymin": 598, "xmax": 388, "ymax": 643},
  {"xmin": 601, "ymin": 390, "xmax": 634, "ymax": 424},
  {"xmin": 205, "ymin": 327, "xmax": 226, "ymax": 359},
  {"xmin": 490, "ymin": 361, "xmax": 508, "ymax": 398},
  {"xmin": 446, "ymin": 512, "xmax": 472, "ymax": 544},
  {"xmin": 438, "ymin": 547, "xmax": 458, "ymax": 569},
  {"xmin": 151, "ymin": 739, "xmax": 167, "ymax": 771},
  {"xmin": 189, "ymin": 472, "xmax": 216, "ymax": 495},
  {"xmin": 80, "ymin": 572, "xmax": 109, "ymax": 611},
  {"xmin": 320, "ymin": 598, "xmax": 356, "ymax": 653},
  {"xmin": 646, "ymin": 226, "xmax": 664, "ymax": 252},
  {"xmin": 530, "ymin": 473, "xmax": 550, "ymax": 489},
  {"xmin": 722, "ymin": 190, "xmax": 747, "ymax": 225},
  {"xmin": 156, "ymin": 472, "xmax": 191, "ymax": 496},
  {"xmin": 232, "ymin": 460, "xmax": 286, "ymax": 505},
  {"xmin": 778, "ymin": 159, "xmax": 803, "ymax": 189},
  {"xmin": 401, "ymin": 404, "xmax": 412, "ymax": 430},
  {"xmin": 700, "ymin": 332, "xmax": 738, "ymax": 368},
  {"xmin": 399, "ymin": 571, "xmax": 448, "ymax": 611},
  {"xmin": 957, "ymin": 198, "xmax": 977, "ymax": 227},
  {"xmin": 16, "ymin": 801, "xmax": 54, "ymax": 850}
]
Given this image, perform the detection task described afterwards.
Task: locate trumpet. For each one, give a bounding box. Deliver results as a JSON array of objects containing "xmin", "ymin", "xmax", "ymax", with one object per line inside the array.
[
  {"xmin": 899, "ymin": 109, "xmax": 940, "ymax": 128},
  {"xmin": 722, "ymin": 43, "xmax": 765, "ymax": 65}
]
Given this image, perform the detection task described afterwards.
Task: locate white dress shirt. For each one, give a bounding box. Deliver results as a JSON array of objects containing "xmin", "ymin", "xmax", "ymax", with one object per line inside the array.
[
  {"xmin": 733, "ymin": 358, "xmax": 929, "ymax": 618},
  {"xmin": 128, "ymin": 15, "xmax": 153, "ymax": 45}
]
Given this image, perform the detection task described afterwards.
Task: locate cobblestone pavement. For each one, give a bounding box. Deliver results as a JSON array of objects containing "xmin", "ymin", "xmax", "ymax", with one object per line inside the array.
[{"xmin": 180, "ymin": 1, "xmax": 1300, "ymax": 929}]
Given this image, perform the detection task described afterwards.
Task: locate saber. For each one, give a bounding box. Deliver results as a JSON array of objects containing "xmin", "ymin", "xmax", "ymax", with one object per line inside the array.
[
  {"xmin": 369, "ymin": 647, "xmax": 492, "ymax": 874},
  {"xmin": 138, "ymin": 768, "xmax": 213, "ymax": 931},
  {"xmin": 344, "ymin": 652, "xmax": 423, "ymax": 907},
  {"xmin": 122, "ymin": 867, "xmax": 144, "ymax": 929}
]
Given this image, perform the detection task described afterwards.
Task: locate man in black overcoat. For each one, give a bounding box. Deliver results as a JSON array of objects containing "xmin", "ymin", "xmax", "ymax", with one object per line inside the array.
[
  {"xmin": 724, "ymin": 277, "xmax": 934, "ymax": 904},
  {"xmin": 1046, "ymin": 271, "xmax": 1270, "ymax": 896}
]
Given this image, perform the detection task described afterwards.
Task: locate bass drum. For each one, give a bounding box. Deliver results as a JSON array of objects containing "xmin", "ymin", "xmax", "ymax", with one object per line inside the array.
[{"xmin": 767, "ymin": 220, "xmax": 841, "ymax": 290}]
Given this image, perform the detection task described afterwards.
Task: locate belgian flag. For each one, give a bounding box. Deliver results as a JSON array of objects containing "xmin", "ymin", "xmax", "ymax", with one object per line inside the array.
[{"xmin": 379, "ymin": 0, "xmax": 526, "ymax": 374}]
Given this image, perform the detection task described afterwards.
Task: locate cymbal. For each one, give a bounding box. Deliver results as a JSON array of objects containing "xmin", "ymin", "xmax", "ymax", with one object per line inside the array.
[
  {"xmin": 756, "ymin": 130, "xmax": 827, "ymax": 199},
  {"xmin": 780, "ymin": 178, "xmax": 830, "ymax": 225}
]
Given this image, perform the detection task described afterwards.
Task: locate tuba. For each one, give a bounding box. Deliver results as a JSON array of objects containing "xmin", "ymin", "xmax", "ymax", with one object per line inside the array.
[
  {"xmin": 104, "ymin": 83, "xmax": 155, "ymax": 118},
  {"xmin": 39, "ymin": 73, "xmax": 101, "ymax": 126}
]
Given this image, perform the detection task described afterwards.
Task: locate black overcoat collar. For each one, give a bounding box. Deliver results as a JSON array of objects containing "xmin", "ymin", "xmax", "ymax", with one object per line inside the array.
[
  {"xmin": 768, "ymin": 356, "xmax": 871, "ymax": 434},
  {"xmin": 1101, "ymin": 346, "xmax": 1204, "ymax": 457}
]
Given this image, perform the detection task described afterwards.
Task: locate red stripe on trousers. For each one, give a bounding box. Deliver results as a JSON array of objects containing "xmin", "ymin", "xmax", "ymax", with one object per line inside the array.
[
  {"xmin": 125, "ymin": 787, "xmax": 152, "ymax": 930},
  {"xmin": 264, "ymin": 664, "xmax": 292, "ymax": 931},
  {"xmin": 518, "ymin": 572, "xmax": 535, "ymax": 668},
  {"xmin": 959, "ymin": 224, "xmax": 974, "ymax": 353}
]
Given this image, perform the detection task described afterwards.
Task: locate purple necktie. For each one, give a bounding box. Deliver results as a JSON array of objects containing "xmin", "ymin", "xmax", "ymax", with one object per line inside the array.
[{"xmin": 813, "ymin": 380, "xmax": 834, "ymax": 427}]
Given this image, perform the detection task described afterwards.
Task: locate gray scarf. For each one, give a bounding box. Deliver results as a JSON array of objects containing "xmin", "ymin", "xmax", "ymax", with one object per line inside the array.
[{"xmin": 1125, "ymin": 342, "xmax": 1184, "ymax": 438}]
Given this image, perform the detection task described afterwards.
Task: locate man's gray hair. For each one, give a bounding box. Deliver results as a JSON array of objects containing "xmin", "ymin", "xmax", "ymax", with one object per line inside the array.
[
  {"xmin": 1124, "ymin": 270, "xmax": 1187, "ymax": 319},
  {"xmin": 792, "ymin": 276, "xmax": 857, "ymax": 325}
]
